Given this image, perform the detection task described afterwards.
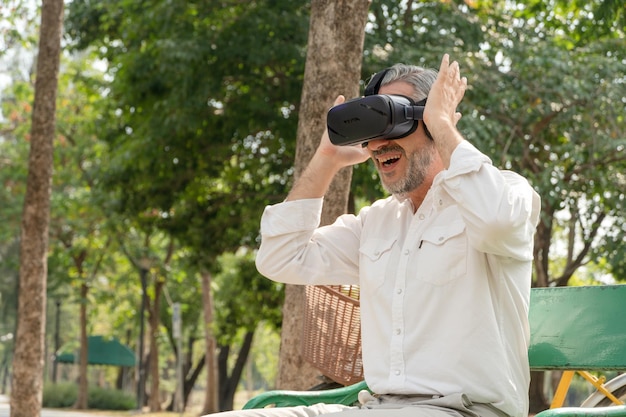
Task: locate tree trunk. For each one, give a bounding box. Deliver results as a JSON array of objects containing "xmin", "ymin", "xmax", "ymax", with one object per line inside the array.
[
  {"xmin": 201, "ymin": 270, "xmax": 219, "ymax": 414},
  {"xmin": 277, "ymin": 0, "xmax": 369, "ymax": 390},
  {"xmin": 219, "ymin": 331, "xmax": 255, "ymax": 411},
  {"xmin": 529, "ymin": 370, "xmax": 550, "ymax": 413},
  {"xmin": 137, "ymin": 266, "xmax": 149, "ymax": 409},
  {"xmin": 74, "ymin": 281, "xmax": 89, "ymax": 409},
  {"xmin": 533, "ymin": 216, "xmax": 552, "ymax": 288},
  {"xmin": 148, "ymin": 279, "xmax": 164, "ymax": 411},
  {"xmin": 182, "ymin": 355, "xmax": 205, "ymax": 409},
  {"xmin": 530, "ymin": 205, "xmax": 553, "ymax": 411},
  {"xmin": 10, "ymin": 0, "xmax": 63, "ymax": 416}
]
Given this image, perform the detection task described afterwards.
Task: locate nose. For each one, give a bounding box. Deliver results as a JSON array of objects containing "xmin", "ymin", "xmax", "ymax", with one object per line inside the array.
[{"xmin": 365, "ymin": 138, "xmax": 391, "ymax": 151}]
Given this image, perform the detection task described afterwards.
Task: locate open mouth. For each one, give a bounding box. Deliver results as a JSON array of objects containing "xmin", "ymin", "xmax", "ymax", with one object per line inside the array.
[
  {"xmin": 380, "ymin": 155, "xmax": 400, "ymax": 166},
  {"xmin": 376, "ymin": 154, "xmax": 402, "ymax": 169},
  {"xmin": 372, "ymin": 144, "xmax": 405, "ymax": 171}
]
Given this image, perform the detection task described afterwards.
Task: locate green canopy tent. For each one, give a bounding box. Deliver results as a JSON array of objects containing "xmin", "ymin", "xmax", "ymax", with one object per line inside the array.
[{"xmin": 55, "ymin": 335, "xmax": 136, "ymax": 367}]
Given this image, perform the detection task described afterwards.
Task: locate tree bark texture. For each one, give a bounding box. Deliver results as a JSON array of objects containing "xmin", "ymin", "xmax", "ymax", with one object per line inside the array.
[
  {"xmin": 277, "ymin": 0, "xmax": 370, "ymax": 391},
  {"xmin": 10, "ymin": 0, "xmax": 63, "ymax": 416}
]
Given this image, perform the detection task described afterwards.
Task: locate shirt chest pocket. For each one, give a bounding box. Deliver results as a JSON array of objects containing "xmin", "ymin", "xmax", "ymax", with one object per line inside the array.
[
  {"xmin": 359, "ymin": 238, "xmax": 397, "ymax": 288},
  {"xmin": 416, "ymin": 220, "xmax": 467, "ymax": 286}
]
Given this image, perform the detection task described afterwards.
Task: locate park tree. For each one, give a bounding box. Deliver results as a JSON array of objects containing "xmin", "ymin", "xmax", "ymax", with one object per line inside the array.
[
  {"xmin": 1, "ymin": 10, "xmax": 200, "ymax": 409},
  {"xmin": 64, "ymin": 0, "xmax": 307, "ymax": 408},
  {"xmin": 10, "ymin": 0, "xmax": 64, "ymax": 415},
  {"xmin": 212, "ymin": 251, "xmax": 284, "ymax": 410},
  {"xmin": 2, "ymin": 46, "xmax": 122, "ymax": 409},
  {"xmin": 0, "ymin": 55, "xmax": 31, "ymax": 398},
  {"xmin": 50, "ymin": 51, "xmax": 114, "ymax": 410},
  {"xmin": 276, "ymin": 0, "xmax": 371, "ymax": 390},
  {"xmin": 11, "ymin": 0, "xmax": 307, "ymax": 402}
]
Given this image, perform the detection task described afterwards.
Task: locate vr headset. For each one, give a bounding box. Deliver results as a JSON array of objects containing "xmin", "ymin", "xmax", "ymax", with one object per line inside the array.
[{"xmin": 327, "ymin": 68, "xmax": 430, "ymax": 147}]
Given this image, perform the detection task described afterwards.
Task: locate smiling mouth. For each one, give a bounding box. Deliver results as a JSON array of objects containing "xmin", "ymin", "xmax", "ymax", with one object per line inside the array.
[
  {"xmin": 378, "ymin": 155, "xmax": 401, "ymax": 167},
  {"xmin": 372, "ymin": 144, "xmax": 405, "ymax": 170}
]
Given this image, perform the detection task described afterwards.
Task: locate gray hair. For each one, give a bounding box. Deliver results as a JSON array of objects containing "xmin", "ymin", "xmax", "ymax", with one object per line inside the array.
[{"xmin": 379, "ymin": 64, "xmax": 438, "ymax": 102}]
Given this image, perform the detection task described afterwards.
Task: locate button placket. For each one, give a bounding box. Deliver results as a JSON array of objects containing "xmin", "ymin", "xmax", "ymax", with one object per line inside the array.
[
  {"xmin": 388, "ymin": 196, "xmax": 433, "ymax": 386},
  {"xmin": 390, "ymin": 237, "xmax": 408, "ymax": 383}
]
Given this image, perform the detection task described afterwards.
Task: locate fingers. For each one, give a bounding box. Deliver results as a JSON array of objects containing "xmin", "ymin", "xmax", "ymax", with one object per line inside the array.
[
  {"xmin": 439, "ymin": 53, "xmax": 450, "ymax": 73},
  {"xmin": 449, "ymin": 60, "xmax": 459, "ymax": 80},
  {"xmin": 439, "ymin": 54, "xmax": 467, "ymax": 87},
  {"xmin": 448, "ymin": 61, "xmax": 465, "ymax": 87},
  {"xmin": 439, "ymin": 54, "xmax": 461, "ymax": 81}
]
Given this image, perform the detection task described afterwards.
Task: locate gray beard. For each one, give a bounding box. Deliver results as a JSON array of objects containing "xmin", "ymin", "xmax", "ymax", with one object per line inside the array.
[{"xmin": 378, "ymin": 144, "xmax": 435, "ymax": 196}]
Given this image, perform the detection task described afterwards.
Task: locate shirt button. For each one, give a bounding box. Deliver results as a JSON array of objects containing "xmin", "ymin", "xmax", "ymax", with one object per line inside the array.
[
  {"xmin": 394, "ymin": 370, "xmax": 401, "ymax": 376},
  {"xmin": 374, "ymin": 250, "xmax": 380, "ymax": 256},
  {"xmin": 439, "ymin": 199, "xmax": 443, "ymax": 206},
  {"xmin": 404, "ymin": 249, "xmax": 410, "ymax": 255},
  {"xmin": 419, "ymin": 214, "xmax": 425, "ymax": 220},
  {"xmin": 438, "ymin": 237, "xmax": 444, "ymax": 242},
  {"xmin": 396, "ymin": 288, "xmax": 403, "ymax": 294},
  {"xmin": 395, "ymin": 328, "xmax": 401, "ymax": 335}
]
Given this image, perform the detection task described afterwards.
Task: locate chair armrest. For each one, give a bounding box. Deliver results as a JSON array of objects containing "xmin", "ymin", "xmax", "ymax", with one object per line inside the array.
[
  {"xmin": 242, "ymin": 380, "xmax": 369, "ymax": 409},
  {"xmin": 535, "ymin": 406, "xmax": 626, "ymax": 417}
]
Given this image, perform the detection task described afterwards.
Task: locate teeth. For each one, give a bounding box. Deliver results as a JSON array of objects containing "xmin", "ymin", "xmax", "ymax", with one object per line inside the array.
[{"xmin": 378, "ymin": 155, "xmax": 399, "ymax": 163}]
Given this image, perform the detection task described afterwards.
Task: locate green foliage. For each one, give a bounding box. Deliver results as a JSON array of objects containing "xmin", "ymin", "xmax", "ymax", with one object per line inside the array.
[
  {"xmin": 158, "ymin": 254, "xmax": 207, "ymax": 347},
  {"xmin": 212, "ymin": 251, "xmax": 284, "ymax": 346},
  {"xmin": 42, "ymin": 382, "xmax": 136, "ymax": 410},
  {"xmin": 65, "ymin": 0, "xmax": 309, "ymax": 264},
  {"xmin": 364, "ymin": 0, "xmax": 486, "ymax": 69},
  {"xmin": 245, "ymin": 323, "xmax": 281, "ymax": 390},
  {"xmin": 358, "ymin": 0, "xmax": 625, "ymax": 285},
  {"xmin": 42, "ymin": 382, "xmax": 76, "ymax": 408},
  {"xmin": 0, "ymin": 0, "xmax": 40, "ymax": 60},
  {"xmin": 458, "ymin": 21, "xmax": 625, "ymax": 284},
  {"xmin": 87, "ymin": 385, "xmax": 137, "ymax": 410},
  {"xmin": 502, "ymin": 0, "xmax": 625, "ymax": 47},
  {"xmin": 0, "ymin": 79, "xmax": 31, "ymax": 239}
]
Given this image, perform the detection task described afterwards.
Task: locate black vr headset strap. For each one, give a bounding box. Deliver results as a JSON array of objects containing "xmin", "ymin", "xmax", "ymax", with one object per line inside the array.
[
  {"xmin": 385, "ymin": 96, "xmax": 433, "ymax": 142},
  {"xmin": 389, "ymin": 95, "xmax": 423, "ymax": 140},
  {"xmin": 411, "ymin": 97, "xmax": 433, "ymax": 141},
  {"xmin": 364, "ymin": 68, "xmax": 390, "ymax": 96}
]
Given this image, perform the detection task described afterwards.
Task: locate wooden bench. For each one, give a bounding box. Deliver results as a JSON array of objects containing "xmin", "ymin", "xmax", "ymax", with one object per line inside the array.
[{"xmin": 244, "ymin": 285, "xmax": 626, "ymax": 417}]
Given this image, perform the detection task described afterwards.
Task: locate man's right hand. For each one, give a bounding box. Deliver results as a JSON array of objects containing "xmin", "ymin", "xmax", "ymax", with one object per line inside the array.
[
  {"xmin": 316, "ymin": 95, "xmax": 371, "ymax": 169},
  {"xmin": 286, "ymin": 95, "xmax": 370, "ymax": 201}
]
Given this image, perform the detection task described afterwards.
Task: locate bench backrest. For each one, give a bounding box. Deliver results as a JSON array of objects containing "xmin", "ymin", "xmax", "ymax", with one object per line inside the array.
[
  {"xmin": 529, "ymin": 285, "xmax": 626, "ymax": 371},
  {"xmin": 243, "ymin": 284, "xmax": 626, "ymax": 410}
]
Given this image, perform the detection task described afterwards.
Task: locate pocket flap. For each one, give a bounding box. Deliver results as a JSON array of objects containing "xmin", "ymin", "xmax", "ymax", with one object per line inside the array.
[
  {"xmin": 421, "ymin": 221, "xmax": 466, "ymax": 246},
  {"xmin": 359, "ymin": 238, "xmax": 396, "ymax": 261}
]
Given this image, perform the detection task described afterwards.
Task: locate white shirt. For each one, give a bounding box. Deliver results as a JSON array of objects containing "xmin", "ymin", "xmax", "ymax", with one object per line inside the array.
[{"xmin": 256, "ymin": 141, "xmax": 541, "ymax": 417}]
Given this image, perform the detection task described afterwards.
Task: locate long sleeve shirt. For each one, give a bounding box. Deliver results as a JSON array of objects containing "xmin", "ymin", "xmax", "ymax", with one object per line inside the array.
[{"xmin": 256, "ymin": 141, "xmax": 541, "ymax": 417}]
